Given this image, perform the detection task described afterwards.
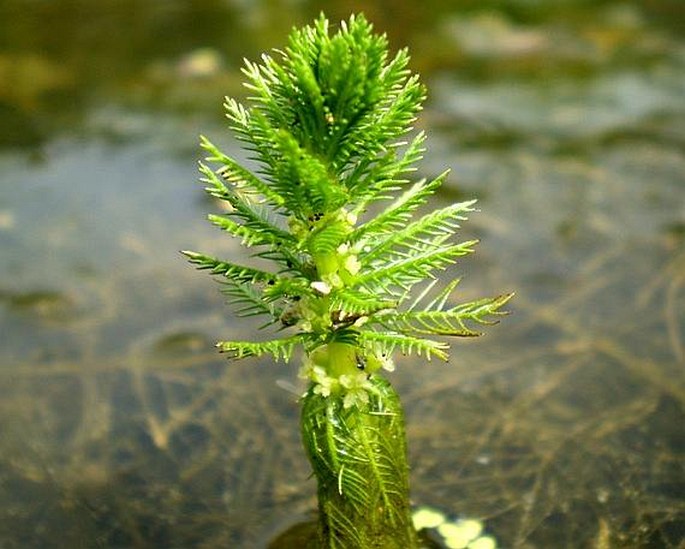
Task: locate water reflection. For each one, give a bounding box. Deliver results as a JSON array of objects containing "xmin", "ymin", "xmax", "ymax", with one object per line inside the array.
[{"xmin": 0, "ymin": 1, "xmax": 683, "ymax": 547}]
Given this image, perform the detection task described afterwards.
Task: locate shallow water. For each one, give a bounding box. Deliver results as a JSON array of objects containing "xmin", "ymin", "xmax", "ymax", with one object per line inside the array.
[{"xmin": 1, "ymin": 1, "xmax": 683, "ymax": 547}]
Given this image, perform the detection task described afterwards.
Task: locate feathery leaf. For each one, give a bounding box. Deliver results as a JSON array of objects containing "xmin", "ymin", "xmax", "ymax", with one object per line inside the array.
[
  {"xmin": 354, "ymin": 241, "xmax": 477, "ymax": 295},
  {"xmin": 373, "ymin": 293, "xmax": 513, "ymax": 337},
  {"xmin": 216, "ymin": 333, "xmax": 310, "ymax": 362},
  {"xmin": 358, "ymin": 330, "xmax": 449, "ymax": 361},
  {"xmin": 359, "ymin": 199, "xmax": 477, "ymax": 266}
]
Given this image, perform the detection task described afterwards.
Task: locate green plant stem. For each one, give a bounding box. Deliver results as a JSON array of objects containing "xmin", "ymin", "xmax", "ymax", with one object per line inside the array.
[{"xmin": 301, "ymin": 374, "xmax": 419, "ymax": 548}]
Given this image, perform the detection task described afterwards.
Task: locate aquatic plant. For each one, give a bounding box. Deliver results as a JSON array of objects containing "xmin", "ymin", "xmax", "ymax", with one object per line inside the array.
[{"xmin": 184, "ymin": 13, "xmax": 511, "ymax": 548}]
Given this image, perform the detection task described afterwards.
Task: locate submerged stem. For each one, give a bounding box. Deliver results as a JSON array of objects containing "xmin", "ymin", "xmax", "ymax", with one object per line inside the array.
[{"xmin": 301, "ymin": 374, "xmax": 420, "ymax": 548}]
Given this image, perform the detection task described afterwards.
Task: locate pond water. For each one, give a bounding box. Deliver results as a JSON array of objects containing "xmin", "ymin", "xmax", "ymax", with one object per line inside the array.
[{"xmin": 1, "ymin": 1, "xmax": 683, "ymax": 547}]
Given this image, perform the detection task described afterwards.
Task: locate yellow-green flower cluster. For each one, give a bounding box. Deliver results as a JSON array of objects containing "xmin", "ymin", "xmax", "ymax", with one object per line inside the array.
[
  {"xmin": 298, "ymin": 342, "xmax": 396, "ymax": 408},
  {"xmin": 299, "ymin": 357, "xmax": 377, "ymax": 408}
]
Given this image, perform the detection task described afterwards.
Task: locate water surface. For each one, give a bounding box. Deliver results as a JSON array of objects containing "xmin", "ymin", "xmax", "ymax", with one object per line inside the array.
[{"xmin": 1, "ymin": 1, "xmax": 683, "ymax": 547}]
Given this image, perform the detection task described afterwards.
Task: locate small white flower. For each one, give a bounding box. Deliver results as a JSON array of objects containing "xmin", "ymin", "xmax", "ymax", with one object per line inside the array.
[
  {"xmin": 339, "ymin": 372, "xmax": 371, "ymax": 389},
  {"xmin": 343, "ymin": 254, "xmax": 361, "ymax": 275},
  {"xmin": 379, "ymin": 353, "xmax": 395, "ymax": 372},
  {"xmin": 327, "ymin": 273, "xmax": 343, "ymax": 288},
  {"xmin": 311, "ymin": 280, "xmax": 332, "ymax": 295},
  {"xmin": 339, "ymin": 373, "xmax": 373, "ymax": 408},
  {"xmin": 310, "ymin": 366, "xmax": 337, "ymax": 397},
  {"xmin": 314, "ymin": 380, "xmax": 334, "ymax": 397},
  {"xmin": 298, "ymin": 320, "xmax": 313, "ymax": 332},
  {"xmin": 310, "ymin": 365, "xmax": 329, "ymax": 383}
]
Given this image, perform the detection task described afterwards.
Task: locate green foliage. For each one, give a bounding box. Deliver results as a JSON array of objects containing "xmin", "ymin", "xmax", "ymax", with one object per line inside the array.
[
  {"xmin": 301, "ymin": 375, "xmax": 419, "ymax": 548},
  {"xmin": 185, "ymin": 14, "xmax": 511, "ymax": 376},
  {"xmin": 185, "ymin": 13, "xmax": 511, "ymax": 548}
]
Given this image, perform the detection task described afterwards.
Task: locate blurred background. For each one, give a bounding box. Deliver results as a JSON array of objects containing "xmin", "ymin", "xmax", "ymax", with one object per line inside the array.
[{"xmin": 0, "ymin": 1, "xmax": 683, "ymax": 547}]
